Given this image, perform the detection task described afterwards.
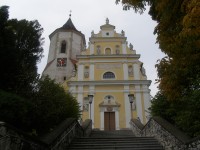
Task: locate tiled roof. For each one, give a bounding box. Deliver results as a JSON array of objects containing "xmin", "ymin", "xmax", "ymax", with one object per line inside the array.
[{"xmin": 60, "ymin": 18, "xmax": 77, "ymax": 31}]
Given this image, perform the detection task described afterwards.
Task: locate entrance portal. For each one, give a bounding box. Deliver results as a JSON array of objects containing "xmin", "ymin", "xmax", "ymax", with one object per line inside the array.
[{"xmin": 104, "ymin": 112, "xmax": 115, "ymax": 131}]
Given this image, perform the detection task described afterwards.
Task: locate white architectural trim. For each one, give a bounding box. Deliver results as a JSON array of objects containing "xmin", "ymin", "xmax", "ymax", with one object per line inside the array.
[
  {"xmin": 89, "ymin": 63, "xmax": 94, "ymax": 80},
  {"xmin": 77, "ymin": 86, "xmax": 83, "ymax": 112},
  {"xmin": 89, "ymin": 86, "xmax": 95, "ymax": 128},
  {"xmin": 143, "ymin": 85, "xmax": 151, "ymax": 123},
  {"xmin": 135, "ymin": 85, "xmax": 144, "ymax": 124},
  {"xmin": 115, "ymin": 110, "xmax": 120, "ymax": 130},
  {"xmin": 78, "ymin": 64, "xmax": 83, "ymax": 81},
  {"xmin": 100, "ymin": 111, "xmax": 104, "ymax": 130},
  {"xmin": 77, "ymin": 54, "xmax": 140, "ymax": 59},
  {"xmin": 79, "ymin": 59, "xmax": 139, "ymax": 64},
  {"xmin": 124, "ymin": 85, "xmax": 131, "ymax": 128},
  {"xmin": 133, "ymin": 63, "xmax": 140, "ymax": 80},
  {"xmin": 68, "ymin": 80, "xmax": 151, "ymax": 86},
  {"xmin": 123, "ymin": 63, "xmax": 128, "ymax": 80}
]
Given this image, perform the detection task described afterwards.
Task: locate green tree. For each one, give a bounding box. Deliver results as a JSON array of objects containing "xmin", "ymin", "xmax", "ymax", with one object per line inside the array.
[
  {"xmin": 0, "ymin": 90, "xmax": 33, "ymax": 131},
  {"xmin": 0, "ymin": 6, "xmax": 44, "ymax": 97},
  {"xmin": 31, "ymin": 77, "xmax": 80, "ymax": 135}
]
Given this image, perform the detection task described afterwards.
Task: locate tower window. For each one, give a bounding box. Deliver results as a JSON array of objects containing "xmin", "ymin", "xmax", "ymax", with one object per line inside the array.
[
  {"xmin": 103, "ymin": 72, "xmax": 115, "ymax": 79},
  {"xmin": 63, "ymin": 76, "xmax": 66, "ymax": 81},
  {"xmin": 61, "ymin": 41, "xmax": 67, "ymax": 53}
]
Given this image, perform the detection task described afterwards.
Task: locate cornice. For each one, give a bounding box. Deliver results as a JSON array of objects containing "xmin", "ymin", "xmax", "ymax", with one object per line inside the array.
[
  {"xmin": 76, "ymin": 54, "xmax": 140, "ymax": 59},
  {"xmin": 68, "ymin": 80, "xmax": 151, "ymax": 86}
]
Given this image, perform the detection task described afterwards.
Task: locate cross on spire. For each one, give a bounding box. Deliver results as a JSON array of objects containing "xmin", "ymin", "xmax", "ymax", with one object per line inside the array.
[{"xmin": 69, "ymin": 10, "xmax": 72, "ymax": 18}]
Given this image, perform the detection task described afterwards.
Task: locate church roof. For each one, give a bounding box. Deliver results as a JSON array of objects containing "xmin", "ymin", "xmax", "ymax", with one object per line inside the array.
[{"xmin": 60, "ymin": 18, "xmax": 77, "ymax": 31}]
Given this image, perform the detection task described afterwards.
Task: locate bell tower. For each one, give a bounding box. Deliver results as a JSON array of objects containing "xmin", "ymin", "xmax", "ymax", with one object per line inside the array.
[{"xmin": 42, "ymin": 14, "xmax": 86, "ymax": 83}]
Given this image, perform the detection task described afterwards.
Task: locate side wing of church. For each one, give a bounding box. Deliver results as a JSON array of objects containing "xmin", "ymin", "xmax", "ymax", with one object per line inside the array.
[{"xmin": 42, "ymin": 17, "xmax": 151, "ymax": 130}]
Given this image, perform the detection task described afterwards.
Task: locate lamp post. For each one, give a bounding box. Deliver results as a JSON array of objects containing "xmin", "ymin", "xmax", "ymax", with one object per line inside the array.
[
  {"xmin": 88, "ymin": 94, "xmax": 94, "ymax": 120},
  {"xmin": 128, "ymin": 94, "xmax": 135, "ymax": 120}
]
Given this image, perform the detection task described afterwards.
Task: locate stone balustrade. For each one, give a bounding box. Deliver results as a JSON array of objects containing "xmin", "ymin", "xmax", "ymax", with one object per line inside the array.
[{"xmin": 130, "ymin": 116, "xmax": 200, "ymax": 150}]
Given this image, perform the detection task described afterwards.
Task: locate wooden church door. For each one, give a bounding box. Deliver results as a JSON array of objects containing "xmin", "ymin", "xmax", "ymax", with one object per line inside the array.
[{"xmin": 104, "ymin": 112, "xmax": 115, "ymax": 131}]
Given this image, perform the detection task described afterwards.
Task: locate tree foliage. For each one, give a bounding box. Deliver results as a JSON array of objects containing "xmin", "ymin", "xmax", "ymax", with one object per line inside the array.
[
  {"xmin": 0, "ymin": 6, "xmax": 43, "ymax": 97},
  {"xmin": 0, "ymin": 6, "xmax": 80, "ymax": 136},
  {"xmin": 116, "ymin": 0, "xmax": 200, "ymax": 99},
  {"xmin": 150, "ymin": 91, "xmax": 200, "ymax": 137},
  {"xmin": 31, "ymin": 77, "xmax": 80, "ymax": 134},
  {"xmin": 0, "ymin": 77, "xmax": 80, "ymax": 135},
  {"xmin": 116, "ymin": 0, "xmax": 200, "ymax": 136}
]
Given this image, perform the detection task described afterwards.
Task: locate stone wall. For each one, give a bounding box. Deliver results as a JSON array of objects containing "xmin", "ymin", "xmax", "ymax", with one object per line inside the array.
[
  {"xmin": 0, "ymin": 118, "xmax": 92, "ymax": 150},
  {"xmin": 130, "ymin": 117, "xmax": 200, "ymax": 150},
  {"xmin": 0, "ymin": 121, "xmax": 47, "ymax": 150}
]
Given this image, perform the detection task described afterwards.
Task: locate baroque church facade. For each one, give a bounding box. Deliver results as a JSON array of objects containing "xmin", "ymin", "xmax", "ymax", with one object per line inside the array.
[{"xmin": 43, "ymin": 17, "xmax": 151, "ymax": 130}]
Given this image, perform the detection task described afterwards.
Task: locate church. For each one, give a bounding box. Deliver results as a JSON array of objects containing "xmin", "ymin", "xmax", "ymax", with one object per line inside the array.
[{"xmin": 42, "ymin": 16, "xmax": 151, "ymax": 130}]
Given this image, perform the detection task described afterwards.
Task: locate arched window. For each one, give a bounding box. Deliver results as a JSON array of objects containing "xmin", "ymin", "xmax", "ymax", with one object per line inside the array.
[
  {"xmin": 61, "ymin": 41, "xmax": 67, "ymax": 53},
  {"xmin": 105, "ymin": 48, "xmax": 111, "ymax": 55},
  {"xmin": 103, "ymin": 72, "xmax": 115, "ymax": 79}
]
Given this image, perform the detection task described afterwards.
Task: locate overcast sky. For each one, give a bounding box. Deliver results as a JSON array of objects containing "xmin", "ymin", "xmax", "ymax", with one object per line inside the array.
[{"xmin": 1, "ymin": 0, "xmax": 165, "ymax": 96}]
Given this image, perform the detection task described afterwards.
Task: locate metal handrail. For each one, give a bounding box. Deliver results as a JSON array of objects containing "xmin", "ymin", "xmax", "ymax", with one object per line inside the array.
[{"xmin": 51, "ymin": 121, "xmax": 83, "ymax": 150}]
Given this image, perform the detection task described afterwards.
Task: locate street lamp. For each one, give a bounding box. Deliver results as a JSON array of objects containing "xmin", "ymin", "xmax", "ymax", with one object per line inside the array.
[
  {"xmin": 128, "ymin": 94, "xmax": 135, "ymax": 120},
  {"xmin": 88, "ymin": 94, "xmax": 94, "ymax": 120}
]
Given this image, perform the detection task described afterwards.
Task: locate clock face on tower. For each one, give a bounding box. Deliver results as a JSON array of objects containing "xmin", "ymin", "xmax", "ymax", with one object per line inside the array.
[{"xmin": 57, "ymin": 58, "xmax": 67, "ymax": 67}]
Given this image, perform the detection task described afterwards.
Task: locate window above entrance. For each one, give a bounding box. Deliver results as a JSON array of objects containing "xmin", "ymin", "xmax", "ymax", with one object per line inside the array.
[{"xmin": 103, "ymin": 72, "xmax": 115, "ymax": 79}]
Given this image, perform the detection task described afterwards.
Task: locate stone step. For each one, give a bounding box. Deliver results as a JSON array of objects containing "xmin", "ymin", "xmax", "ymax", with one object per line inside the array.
[
  {"xmin": 68, "ymin": 130, "xmax": 164, "ymax": 150},
  {"xmin": 68, "ymin": 145, "xmax": 163, "ymax": 150}
]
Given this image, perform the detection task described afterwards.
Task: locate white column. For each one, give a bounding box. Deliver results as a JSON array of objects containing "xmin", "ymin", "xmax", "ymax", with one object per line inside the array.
[
  {"xmin": 89, "ymin": 86, "xmax": 95, "ymax": 128},
  {"xmin": 124, "ymin": 85, "xmax": 131, "ymax": 128},
  {"xmin": 133, "ymin": 63, "xmax": 140, "ymax": 80},
  {"xmin": 123, "ymin": 63, "xmax": 128, "ymax": 80},
  {"xmin": 122, "ymin": 43, "xmax": 127, "ymax": 54},
  {"xmin": 90, "ymin": 43, "xmax": 94, "ymax": 55},
  {"xmin": 143, "ymin": 85, "xmax": 151, "ymax": 123},
  {"xmin": 90, "ymin": 63, "xmax": 94, "ymax": 80},
  {"xmin": 100, "ymin": 110, "xmax": 104, "ymax": 130},
  {"xmin": 69, "ymin": 85, "xmax": 76, "ymax": 94},
  {"xmin": 77, "ymin": 86, "xmax": 83, "ymax": 111},
  {"xmin": 78, "ymin": 64, "xmax": 83, "ymax": 81},
  {"xmin": 135, "ymin": 85, "xmax": 144, "ymax": 124},
  {"xmin": 115, "ymin": 110, "xmax": 120, "ymax": 130}
]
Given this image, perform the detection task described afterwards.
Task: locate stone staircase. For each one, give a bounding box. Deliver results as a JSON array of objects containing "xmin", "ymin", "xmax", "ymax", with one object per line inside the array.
[{"xmin": 68, "ymin": 130, "xmax": 164, "ymax": 150}]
